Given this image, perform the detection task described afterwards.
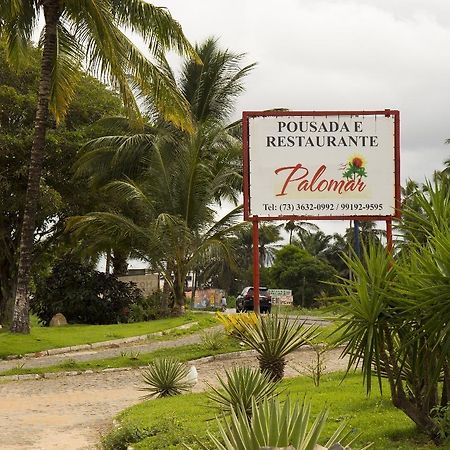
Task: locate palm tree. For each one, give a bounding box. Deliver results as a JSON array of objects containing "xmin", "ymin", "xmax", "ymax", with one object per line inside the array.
[
  {"xmin": 443, "ymin": 156, "xmax": 450, "ymax": 176},
  {"xmin": 293, "ymin": 230, "xmax": 332, "ymax": 258},
  {"xmin": 2, "ymin": 0, "xmax": 198, "ymax": 333},
  {"xmin": 69, "ymin": 128, "xmax": 244, "ymax": 313},
  {"xmin": 284, "ymin": 220, "xmax": 318, "ymax": 245},
  {"xmin": 69, "ymin": 39, "xmax": 255, "ymax": 314}
]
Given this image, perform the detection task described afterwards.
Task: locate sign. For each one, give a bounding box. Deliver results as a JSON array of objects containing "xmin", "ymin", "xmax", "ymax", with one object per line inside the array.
[
  {"xmin": 269, "ymin": 289, "xmax": 293, "ymax": 305},
  {"xmin": 243, "ymin": 110, "xmax": 400, "ymax": 221}
]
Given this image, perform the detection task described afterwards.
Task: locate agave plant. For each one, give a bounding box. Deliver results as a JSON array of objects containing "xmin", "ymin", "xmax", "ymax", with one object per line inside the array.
[
  {"xmin": 207, "ymin": 367, "xmax": 280, "ymax": 418},
  {"xmin": 140, "ymin": 358, "xmax": 194, "ymax": 399},
  {"xmin": 235, "ymin": 314, "xmax": 318, "ymax": 381},
  {"xmin": 185, "ymin": 397, "xmax": 369, "ymax": 450}
]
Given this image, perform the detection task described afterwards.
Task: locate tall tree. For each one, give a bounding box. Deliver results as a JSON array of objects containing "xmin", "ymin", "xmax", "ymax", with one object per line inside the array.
[
  {"xmin": 1, "ymin": 0, "xmax": 198, "ymax": 333},
  {"xmin": 284, "ymin": 220, "xmax": 318, "ymax": 245},
  {"xmin": 69, "ymin": 39, "xmax": 255, "ymax": 313},
  {"xmin": 0, "ymin": 41, "xmax": 123, "ymax": 324}
]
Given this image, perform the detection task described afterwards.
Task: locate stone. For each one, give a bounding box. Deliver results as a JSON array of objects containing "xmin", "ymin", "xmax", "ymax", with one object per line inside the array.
[
  {"xmin": 329, "ymin": 444, "xmax": 347, "ymax": 450},
  {"xmin": 49, "ymin": 313, "xmax": 68, "ymax": 327}
]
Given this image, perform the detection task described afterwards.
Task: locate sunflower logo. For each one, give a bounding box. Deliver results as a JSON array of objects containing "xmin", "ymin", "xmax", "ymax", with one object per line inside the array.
[{"xmin": 341, "ymin": 154, "xmax": 367, "ymax": 180}]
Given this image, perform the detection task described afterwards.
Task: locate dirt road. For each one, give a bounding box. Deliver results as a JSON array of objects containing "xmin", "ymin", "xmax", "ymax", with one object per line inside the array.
[{"xmin": 0, "ymin": 347, "xmax": 348, "ymax": 450}]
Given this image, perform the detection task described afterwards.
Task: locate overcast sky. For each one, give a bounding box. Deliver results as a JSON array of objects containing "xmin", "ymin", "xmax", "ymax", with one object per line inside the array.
[
  {"xmin": 156, "ymin": 0, "xmax": 450, "ymax": 183},
  {"xmin": 128, "ymin": 0, "xmax": 448, "ymax": 243}
]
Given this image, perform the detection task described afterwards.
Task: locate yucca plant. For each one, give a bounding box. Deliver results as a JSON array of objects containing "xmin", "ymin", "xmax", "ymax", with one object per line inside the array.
[
  {"xmin": 235, "ymin": 314, "xmax": 318, "ymax": 381},
  {"xmin": 201, "ymin": 329, "xmax": 227, "ymax": 351},
  {"xmin": 140, "ymin": 358, "xmax": 194, "ymax": 399},
  {"xmin": 185, "ymin": 397, "xmax": 369, "ymax": 450},
  {"xmin": 207, "ymin": 367, "xmax": 280, "ymax": 418}
]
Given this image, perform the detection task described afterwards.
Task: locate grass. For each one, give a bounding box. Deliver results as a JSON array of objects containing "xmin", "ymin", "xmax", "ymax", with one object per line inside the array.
[
  {"xmin": 0, "ymin": 313, "xmax": 217, "ymax": 358},
  {"xmin": 272, "ymin": 304, "xmax": 340, "ymax": 318},
  {"xmin": 102, "ymin": 372, "xmax": 441, "ymax": 450},
  {"xmin": 0, "ymin": 337, "xmax": 244, "ymax": 377}
]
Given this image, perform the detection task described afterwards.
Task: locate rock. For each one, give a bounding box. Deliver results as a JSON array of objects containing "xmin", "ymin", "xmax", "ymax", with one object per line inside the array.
[
  {"xmin": 49, "ymin": 313, "xmax": 68, "ymax": 327},
  {"xmin": 329, "ymin": 444, "xmax": 347, "ymax": 450},
  {"xmin": 184, "ymin": 365, "xmax": 198, "ymax": 386}
]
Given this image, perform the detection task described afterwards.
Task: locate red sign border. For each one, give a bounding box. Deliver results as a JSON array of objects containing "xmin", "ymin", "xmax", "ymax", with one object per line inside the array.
[{"xmin": 242, "ymin": 109, "xmax": 400, "ymax": 222}]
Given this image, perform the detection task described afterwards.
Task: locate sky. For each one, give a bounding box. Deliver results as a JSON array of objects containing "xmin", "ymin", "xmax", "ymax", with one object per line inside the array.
[
  {"xmin": 155, "ymin": 0, "xmax": 450, "ymax": 184},
  {"xmin": 128, "ymin": 0, "xmax": 449, "ymax": 246},
  {"xmin": 129, "ymin": 0, "xmax": 450, "ymax": 268}
]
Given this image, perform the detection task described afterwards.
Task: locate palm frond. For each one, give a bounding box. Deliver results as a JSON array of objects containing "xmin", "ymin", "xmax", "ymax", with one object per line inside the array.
[
  {"xmin": 0, "ymin": 0, "xmax": 38, "ymax": 68},
  {"xmin": 48, "ymin": 21, "xmax": 83, "ymax": 123}
]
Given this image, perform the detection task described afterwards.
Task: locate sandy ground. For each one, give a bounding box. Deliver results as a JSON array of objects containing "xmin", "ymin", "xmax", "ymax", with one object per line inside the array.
[{"xmin": 0, "ymin": 347, "xmax": 348, "ymax": 450}]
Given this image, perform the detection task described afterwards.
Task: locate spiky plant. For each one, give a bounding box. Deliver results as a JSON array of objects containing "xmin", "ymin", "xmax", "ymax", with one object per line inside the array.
[
  {"xmin": 201, "ymin": 329, "xmax": 227, "ymax": 351},
  {"xmin": 207, "ymin": 367, "xmax": 280, "ymax": 418},
  {"xmin": 140, "ymin": 358, "xmax": 194, "ymax": 399},
  {"xmin": 235, "ymin": 314, "xmax": 318, "ymax": 381},
  {"xmin": 185, "ymin": 397, "xmax": 369, "ymax": 450}
]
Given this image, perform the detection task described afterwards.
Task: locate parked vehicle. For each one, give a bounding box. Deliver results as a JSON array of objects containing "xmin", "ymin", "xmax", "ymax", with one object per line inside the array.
[{"xmin": 236, "ymin": 287, "xmax": 272, "ymax": 313}]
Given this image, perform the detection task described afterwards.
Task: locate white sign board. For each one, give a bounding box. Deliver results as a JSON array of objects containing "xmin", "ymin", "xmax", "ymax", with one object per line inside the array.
[{"xmin": 243, "ymin": 111, "xmax": 400, "ymax": 220}]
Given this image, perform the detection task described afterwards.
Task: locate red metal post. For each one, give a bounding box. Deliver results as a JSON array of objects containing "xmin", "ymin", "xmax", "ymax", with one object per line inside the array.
[
  {"xmin": 386, "ymin": 219, "xmax": 393, "ymax": 253},
  {"xmin": 252, "ymin": 218, "xmax": 260, "ymax": 315}
]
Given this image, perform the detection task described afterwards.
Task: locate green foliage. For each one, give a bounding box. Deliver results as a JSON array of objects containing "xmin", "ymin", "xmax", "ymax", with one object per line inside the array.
[
  {"xmin": 331, "ymin": 181, "xmax": 450, "ymax": 443},
  {"xmin": 141, "ymin": 358, "xmax": 194, "ymax": 399},
  {"xmin": 0, "ymin": 41, "xmax": 123, "ymax": 323},
  {"xmin": 32, "ymin": 259, "xmax": 142, "ymax": 325},
  {"xmin": 235, "ymin": 314, "xmax": 318, "ymax": 381},
  {"xmin": 431, "ymin": 405, "xmax": 450, "ymax": 443},
  {"xmin": 207, "ymin": 367, "xmax": 280, "ymax": 418},
  {"xmin": 101, "ymin": 422, "xmax": 156, "ymax": 450},
  {"xmin": 187, "ymin": 397, "xmax": 363, "ymax": 450},
  {"xmin": 270, "ymin": 245, "xmax": 337, "ymax": 307},
  {"xmin": 226, "ymin": 295, "xmax": 236, "ymax": 309},
  {"xmin": 129, "ymin": 291, "xmax": 169, "ymax": 322},
  {"xmin": 103, "ymin": 372, "xmax": 438, "ymax": 450},
  {"xmin": 70, "ymin": 39, "xmax": 254, "ymax": 314},
  {"xmin": 200, "ymin": 329, "xmax": 227, "ymax": 351}
]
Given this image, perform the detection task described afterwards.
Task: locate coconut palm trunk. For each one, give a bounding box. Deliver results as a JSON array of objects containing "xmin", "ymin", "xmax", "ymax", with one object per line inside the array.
[{"xmin": 10, "ymin": 3, "xmax": 61, "ymax": 333}]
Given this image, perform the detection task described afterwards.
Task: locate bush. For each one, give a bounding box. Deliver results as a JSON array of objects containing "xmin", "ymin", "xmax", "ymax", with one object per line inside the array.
[
  {"xmin": 227, "ymin": 295, "xmax": 237, "ymax": 309},
  {"xmin": 32, "ymin": 260, "xmax": 142, "ymax": 325},
  {"xmin": 187, "ymin": 397, "xmax": 358, "ymax": 450},
  {"xmin": 207, "ymin": 367, "xmax": 280, "ymax": 418},
  {"xmin": 129, "ymin": 291, "xmax": 169, "ymax": 322},
  {"xmin": 101, "ymin": 423, "xmax": 156, "ymax": 450},
  {"xmin": 140, "ymin": 358, "xmax": 195, "ymax": 399},
  {"xmin": 200, "ymin": 329, "xmax": 227, "ymax": 350}
]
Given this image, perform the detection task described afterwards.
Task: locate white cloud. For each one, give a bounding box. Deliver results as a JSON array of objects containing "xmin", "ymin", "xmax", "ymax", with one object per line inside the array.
[{"xmin": 156, "ymin": 0, "xmax": 450, "ymax": 183}]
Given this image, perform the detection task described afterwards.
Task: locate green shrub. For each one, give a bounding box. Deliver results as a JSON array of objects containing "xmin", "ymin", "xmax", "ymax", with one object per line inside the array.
[
  {"xmin": 200, "ymin": 329, "xmax": 226, "ymax": 350},
  {"xmin": 101, "ymin": 423, "xmax": 156, "ymax": 450},
  {"xmin": 207, "ymin": 367, "xmax": 280, "ymax": 418},
  {"xmin": 32, "ymin": 259, "xmax": 142, "ymax": 325},
  {"xmin": 187, "ymin": 397, "xmax": 364, "ymax": 450},
  {"xmin": 227, "ymin": 295, "xmax": 236, "ymax": 309},
  {"xmin": 235, "ymin": 313, "xmax": 318, "ymax": 381},
  {"xmin": 141, "ymin": 357, "xmax": 195, "ymax": 399},
  {"xmin": 129, "ymin": 291, "xmax": 169, "ymax": 322}
]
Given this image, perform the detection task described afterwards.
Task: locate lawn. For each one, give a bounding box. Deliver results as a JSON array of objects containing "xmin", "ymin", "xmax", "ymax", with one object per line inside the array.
[
  {"xmin": 102, "ymin": 372, "xmax": 441, "ymax": 450},
  {"xmin": 0, "ymin": 313, "xmax": 217, "ymax": 358},
  {"xmin": 0, "ymin": 337, "xmax": 244, "ymax": 376}
]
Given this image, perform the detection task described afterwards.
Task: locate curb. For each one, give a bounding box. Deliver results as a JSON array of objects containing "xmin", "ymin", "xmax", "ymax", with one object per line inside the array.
[
  {"xmin": 3, "ymin": 322, "xmax": 199, "ymax": 361},
  {"xmin": 0, "ymin": 351, "xmax": 257, "ymax": 382}
]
